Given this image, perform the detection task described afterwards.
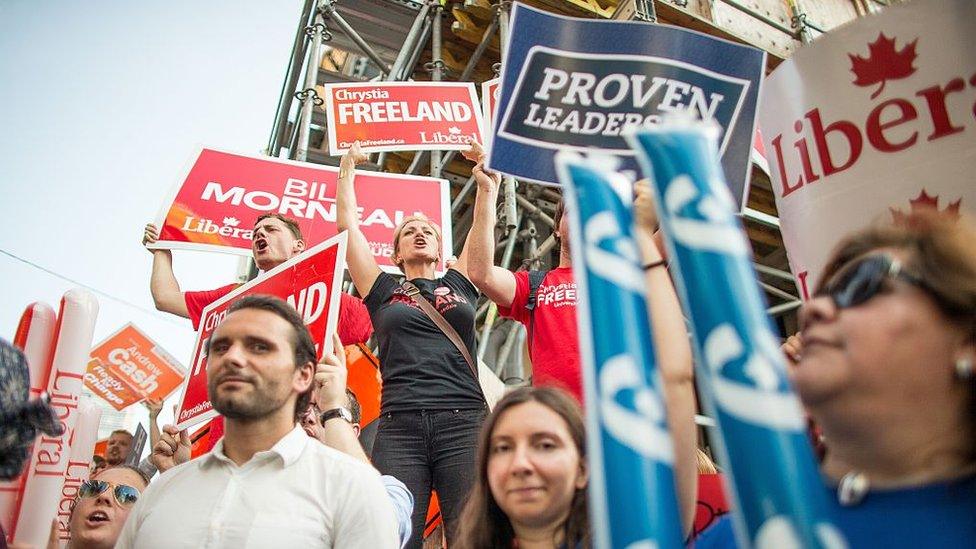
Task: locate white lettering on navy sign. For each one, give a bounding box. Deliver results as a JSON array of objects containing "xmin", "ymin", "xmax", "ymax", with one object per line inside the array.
[
  {"xmin": 499, "ymin": 46, "xmax": 750, "ymax": 156},
  {"xmin": 703, "ymin": 324, "xmax": 805, "ymax": 431}
]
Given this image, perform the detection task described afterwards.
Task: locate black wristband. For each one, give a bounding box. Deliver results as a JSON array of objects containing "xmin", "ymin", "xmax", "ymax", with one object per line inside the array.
[{"xmin": 643, "ymin": 259, "xmax": 667, "ymax": 271}]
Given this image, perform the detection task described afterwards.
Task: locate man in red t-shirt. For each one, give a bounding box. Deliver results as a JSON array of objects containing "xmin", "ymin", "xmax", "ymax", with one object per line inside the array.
[
  {"xmin": 143, "ymin": 214, "xmax": 373, "ymax": 452},
  {"xmin": 143, "ymin": 214, "xmax": 372, "ymax": 344}
]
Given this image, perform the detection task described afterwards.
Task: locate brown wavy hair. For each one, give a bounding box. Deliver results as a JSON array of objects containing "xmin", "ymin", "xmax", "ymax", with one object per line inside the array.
[{"xmin": 454, "ymin": 387, "xmax": 590, "ymax": 549}]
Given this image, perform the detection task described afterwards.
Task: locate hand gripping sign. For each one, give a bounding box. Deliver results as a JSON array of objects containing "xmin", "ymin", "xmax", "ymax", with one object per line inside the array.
[
  {"xmin": 321, "ymin": 82, "xmax": 486, "ymax": 154},
  {"xmin": 628, "ymin": 122, "xmax": 847, "ymax": 549},
  {"xmin": 150, "ymin": 147, "xmax": 451, "ymax": 273},
  {"xmin": 554, "ymin": 154, "xmax": 683, "ymax": 549},
  {"xmin": 490, "ymin": 3, "xmax": 764, "ymax": 209},
  {"xmin": 84, "ymin": 323, "xmax": 186, "ymax": 411},
  {"xmin": 174, "ymin": 232, "xmax": 347, "ymax": 430}
]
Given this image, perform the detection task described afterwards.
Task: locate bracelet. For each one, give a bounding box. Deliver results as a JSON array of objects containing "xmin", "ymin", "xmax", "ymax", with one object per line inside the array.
[{"xmin": 643, "ymin": 259, "xmax": 667, "ymax": 271}]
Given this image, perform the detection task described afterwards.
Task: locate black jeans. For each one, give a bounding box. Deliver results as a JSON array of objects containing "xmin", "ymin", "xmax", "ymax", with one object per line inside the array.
[{"xmin": 372, "ymin": 407, "xmax": 486, "ymax": 549}]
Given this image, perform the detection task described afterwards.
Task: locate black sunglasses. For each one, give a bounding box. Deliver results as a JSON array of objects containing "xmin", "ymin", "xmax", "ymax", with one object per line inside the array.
[
  {"xmin": 78, "ymin": 479, "xmax": 140, "ymax": 507},
  {"xmin": 817, "ymin": 254, "xmax": 925, "ymax": 309}
]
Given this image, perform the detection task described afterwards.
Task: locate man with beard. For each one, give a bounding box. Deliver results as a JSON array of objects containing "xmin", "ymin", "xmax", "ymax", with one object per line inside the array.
[
  {"xmin": 116, "ymin": 295, "xmax": 398, "ymax": 548},
  {"xmin": 104, "ymin": 430, "xmax": 133, "ymax": 466}
]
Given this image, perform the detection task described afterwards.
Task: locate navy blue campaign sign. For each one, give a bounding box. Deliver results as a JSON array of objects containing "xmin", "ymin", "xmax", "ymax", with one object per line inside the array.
[
  {"xmin": 554, "ymin": 152, "xmax": 683, "ymax": 549},
  {"xmin": 627, "ymin": 123, "xmax": 848, "ymax": 549},
  {"xmin": 489, "ymin": 3, "xmax": 765, "ymax": 209}
]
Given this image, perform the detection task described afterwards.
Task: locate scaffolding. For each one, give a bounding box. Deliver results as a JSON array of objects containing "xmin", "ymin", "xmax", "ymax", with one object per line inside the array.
[{"xmin": 262, "ymin": 0, "xmax": 865, "ymax": 384}]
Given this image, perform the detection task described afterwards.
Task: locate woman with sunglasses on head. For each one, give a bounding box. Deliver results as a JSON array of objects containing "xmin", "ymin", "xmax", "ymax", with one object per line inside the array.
[
  {"xmin": 63, "ymin": 465, "xmax": 149, "ymax": 549},
  {"xmin": 455, "ymin": 387, "xmax": 589, "ymax": 549},
  {"xmin": 697, "ymin": 210, "xmax": 976, "ymax": 548}
]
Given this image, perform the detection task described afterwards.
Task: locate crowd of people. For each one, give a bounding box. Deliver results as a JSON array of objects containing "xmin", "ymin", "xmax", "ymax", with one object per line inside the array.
[{"xmin": 2, "ymin": 137, "xmax": 974, "ymax": 548}]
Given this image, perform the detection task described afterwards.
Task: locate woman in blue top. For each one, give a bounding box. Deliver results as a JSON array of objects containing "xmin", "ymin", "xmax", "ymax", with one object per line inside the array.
[{"xmin": 698, "ymin": 210, "xmax": 976, "ymax": 548}]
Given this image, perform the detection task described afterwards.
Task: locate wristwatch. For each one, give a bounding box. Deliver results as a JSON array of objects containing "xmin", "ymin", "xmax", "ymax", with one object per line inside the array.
[{"xmin": 320, "ymin": 407, "xmax": 353, "ymax": 424}]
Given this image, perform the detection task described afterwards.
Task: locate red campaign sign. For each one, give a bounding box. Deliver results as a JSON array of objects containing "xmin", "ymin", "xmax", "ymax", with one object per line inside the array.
[
  {"xmin": 322, "ymin": 82, "xmax": 486, "ymax": 154},
  {"xmin": 174, "ymin": 233, "xmax": 347, "ymax": 430},
  {"xmin": 481, "ymin": 78, "xmax": 501, "ymax": 135},
  {"xmin": 150, "ymin": 147, "xmax": 452, "ymax": 273}
]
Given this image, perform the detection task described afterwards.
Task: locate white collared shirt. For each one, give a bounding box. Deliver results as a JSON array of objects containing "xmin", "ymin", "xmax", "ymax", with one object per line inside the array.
[{"xmin": 116, "ymin": 426, "xmax": 399, "ymax": 549}]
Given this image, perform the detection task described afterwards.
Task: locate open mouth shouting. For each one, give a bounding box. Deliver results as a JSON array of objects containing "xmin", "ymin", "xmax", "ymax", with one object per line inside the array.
[
  {"xmin": 85, "ymin": 510, "xmax": 111, "ymax": 527},
  {"xmin": 253, "ymin": 238, "xmax": 269, "ymax": 253}
]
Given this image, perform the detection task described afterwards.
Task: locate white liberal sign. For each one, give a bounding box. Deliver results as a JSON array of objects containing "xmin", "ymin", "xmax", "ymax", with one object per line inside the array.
[{"xmin": 760, "ymin": 0, "xmax": 976, "ymax": 298}]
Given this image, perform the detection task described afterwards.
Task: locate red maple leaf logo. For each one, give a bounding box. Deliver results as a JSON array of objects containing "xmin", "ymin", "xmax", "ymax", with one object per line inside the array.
[
  {"xmin": 889, "ymin": 189, "xmax": 961, "ymax": 225},
  {"xmin": 849, "ymin": 33, "xmax": 918, "ymax": 99}
]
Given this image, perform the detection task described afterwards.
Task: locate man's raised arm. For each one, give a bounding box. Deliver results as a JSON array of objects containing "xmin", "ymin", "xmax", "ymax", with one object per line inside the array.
[{"xmin": 143, "ymin": 223, "xmax": 189, "ymax": 318}]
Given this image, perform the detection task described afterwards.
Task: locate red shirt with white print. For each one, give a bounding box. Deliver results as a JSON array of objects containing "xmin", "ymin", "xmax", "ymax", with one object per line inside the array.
[{"xmin": 498, "ymin": 267, "xmax": 582, "ymax": 402}]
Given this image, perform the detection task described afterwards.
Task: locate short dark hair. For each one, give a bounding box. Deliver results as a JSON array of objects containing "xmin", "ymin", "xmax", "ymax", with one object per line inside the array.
[
  {"xmin": 255, "ymin": 214, "xmax": 303, "ymax": 240},
  {"xmin": 345, "ymin": 388, "xmax": 362, "ymax": 424},
  {"xmin": 225, "ymin": 295, "xmax": 317, "ymax": 422},
  {"xmin": 110, "ymin": 429, "xmax": 133, "ymax": 439}
]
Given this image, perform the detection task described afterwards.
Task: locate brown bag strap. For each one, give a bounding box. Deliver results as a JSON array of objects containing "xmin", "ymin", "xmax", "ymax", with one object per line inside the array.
[{"xmin": 401, "ymin": 280, "xmax": 479, "ymax": 383}]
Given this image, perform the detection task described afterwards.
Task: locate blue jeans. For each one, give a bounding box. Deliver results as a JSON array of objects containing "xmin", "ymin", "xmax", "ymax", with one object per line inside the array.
[{"xmin": 372, "ymin": 407, "xmax": 487, "ymax": 548}]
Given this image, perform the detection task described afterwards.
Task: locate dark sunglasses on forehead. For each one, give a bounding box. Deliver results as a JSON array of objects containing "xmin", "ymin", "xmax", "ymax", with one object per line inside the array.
[
  {"xmin": 817, "ymin": 254, "xmax": 926, "ymax": 309},
  {"xmin": 78, "ymin": 479, "xmax": 140, "ymax": 507}
]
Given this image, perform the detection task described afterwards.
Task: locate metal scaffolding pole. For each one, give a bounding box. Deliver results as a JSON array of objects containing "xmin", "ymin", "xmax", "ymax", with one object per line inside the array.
[
  {"xmin": 295, "ymin": 4, "xmax": 327, "ymax": 162},
  {"xmin": 478, "ymin": 212, "xmax": 523, "ymax": 360},
  {"xmin": 268, "ymin": 0, "xmax": 317, "ymax": 156},
  {"xmin": 494, "ymin": 320, "xmax": 522, "ymax": 375},
  {"xmin": 429, "ymin": 2, "xmax": 444, "ymax": 178},
  {"xmin": 389, "ymin": 2, "xmax": 433, "ymax": 81},
  {"xmin": 322, "ymin": 1, "xmax": 393, "ymax": 76}
]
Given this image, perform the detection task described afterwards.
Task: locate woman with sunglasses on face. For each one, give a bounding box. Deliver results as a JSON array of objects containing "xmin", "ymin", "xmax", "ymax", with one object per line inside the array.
[
  {"xmin": 455, "ymin": 387, "xmax": 589, "ymax": 549},
  {"xmin": 697, "ymin": 211, "xmax": 976, "ymax": 548},
  {"xmin": 63, "ymin": 465, "xmax": 149, "ymax": 549}
]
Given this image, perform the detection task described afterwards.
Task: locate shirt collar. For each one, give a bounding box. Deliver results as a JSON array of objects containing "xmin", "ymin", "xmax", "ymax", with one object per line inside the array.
[{"xmin": 202, "ymin": 425, "xmax": 309, "ymax": 468}]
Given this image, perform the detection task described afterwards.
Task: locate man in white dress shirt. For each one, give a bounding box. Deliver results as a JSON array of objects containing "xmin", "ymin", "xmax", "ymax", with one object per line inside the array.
[{"xmin": 116, "ymin": 295, "xmax": 399, "ymax": 548}]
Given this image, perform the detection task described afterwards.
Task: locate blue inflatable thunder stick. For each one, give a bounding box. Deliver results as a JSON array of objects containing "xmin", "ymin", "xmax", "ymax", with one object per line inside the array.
[
  {"xmin": 555, "ymin": 153, "xmax": 684, "ymax": 549},
  {"xmin": 628, "ymin": 122, "xmax": 847, "ymax": 549}
]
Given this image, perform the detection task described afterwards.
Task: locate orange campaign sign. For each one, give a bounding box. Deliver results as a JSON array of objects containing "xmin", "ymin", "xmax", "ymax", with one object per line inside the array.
[
  {"xmin": 84, "ymin": 323, "xmax": 186, "ymax": 411},
  {"xmin": 321, "ymin": 81, "xmax": 486, "ymax": 154}
]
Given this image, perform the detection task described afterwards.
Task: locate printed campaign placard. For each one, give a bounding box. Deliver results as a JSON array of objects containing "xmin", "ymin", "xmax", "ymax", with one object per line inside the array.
[
  {"xmin": 481, "ymin": 78, "xmax": 501, "ymax": 133},
  {"xmin": 150, "ymin": 147, "xmax": 452, "ymax": 273},
  {"xmin": 760, "ymin": 0, "xmax": 976, "ymax": 297},
  {"xmin": 174, "ymin": 232, "xmax": 347, "ymax": 430},
  {"xmin": 84, "ymin": 323, "xmax": 186, "ymax": 411},
  {"xmin": 488, "ymin": 4, "xmax": 764, "ymax": 207},
  {"xmin": 321, "ymin": 82, "xmax": 486, "ymax": 154}
]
